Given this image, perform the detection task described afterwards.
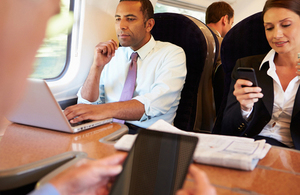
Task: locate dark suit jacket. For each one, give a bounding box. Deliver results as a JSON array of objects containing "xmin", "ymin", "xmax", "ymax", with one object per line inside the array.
[{"xmin": 221, "ymin": 54, "xmax": 300, "ymax": 150}]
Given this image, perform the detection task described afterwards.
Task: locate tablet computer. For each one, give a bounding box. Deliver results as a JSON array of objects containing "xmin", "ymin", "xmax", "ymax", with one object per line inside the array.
[{"xmin": 109, "ymin": 128, "xmax": 198, "ymax": 195}]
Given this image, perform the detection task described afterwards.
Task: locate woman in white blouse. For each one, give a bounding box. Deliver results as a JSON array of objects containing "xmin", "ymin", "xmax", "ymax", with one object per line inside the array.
[{"xmin": 221, "ymin": 0, "xmax": 300, "ymax": 150}]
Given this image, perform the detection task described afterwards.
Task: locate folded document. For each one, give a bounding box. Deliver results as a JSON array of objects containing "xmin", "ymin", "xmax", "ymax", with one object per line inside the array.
[{"xmin": 114, "ymin": 119, "xmax": 271, "ymax": 171}]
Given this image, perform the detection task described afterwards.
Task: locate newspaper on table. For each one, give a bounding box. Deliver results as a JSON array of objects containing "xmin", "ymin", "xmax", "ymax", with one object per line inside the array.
[{"xmin": 114, "ymin": 119, "xmax": 271, "ymax": 171}]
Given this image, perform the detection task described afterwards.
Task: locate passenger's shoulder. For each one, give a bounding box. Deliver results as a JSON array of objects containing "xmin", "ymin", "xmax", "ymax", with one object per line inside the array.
[
  {"xmin": 238, "ymin": 54, "xmax": 267, "ymax": 64},
  {"xmin": 154, "ymin": 40, "xmax": 184, "ymax": 53},
  {"xmin": 155, "ymin": 40, "xmax": 181, "ymax": 48},
  {"xmin": 233, "ymin": 54, "xmax": 267, "ymax": 71}
]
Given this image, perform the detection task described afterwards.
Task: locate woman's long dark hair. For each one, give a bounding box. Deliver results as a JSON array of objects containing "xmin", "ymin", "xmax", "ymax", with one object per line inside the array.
[{"xmin": 262, "ymin": 0, "xmax": 300, "ymax": 17}]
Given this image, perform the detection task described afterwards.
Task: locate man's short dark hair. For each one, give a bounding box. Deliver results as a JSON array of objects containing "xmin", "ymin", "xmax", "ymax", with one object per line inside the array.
[
  {"xmin": 120, "ymin": 0, "xmax": 154, "ymax": 21},
  {"xmin": 205, "ymin": 1, "xmax": 234, "ymax": 24}
]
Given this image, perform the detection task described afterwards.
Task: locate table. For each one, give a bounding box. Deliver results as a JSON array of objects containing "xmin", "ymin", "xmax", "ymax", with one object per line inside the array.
[
  {"xmin": 0, "ymin": 122, "xmax": 300, "ymax": 195},
  {"xmin": 0, "ymin": 122, "xmax": 125, "ymax": 170},
  {"xmin": 191, "ymin": 146, "xmax": 300, "ymax": 195}
]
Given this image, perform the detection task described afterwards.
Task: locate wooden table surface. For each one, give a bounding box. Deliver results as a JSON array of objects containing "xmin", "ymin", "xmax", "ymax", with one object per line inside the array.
[{"xmin": 0, "ymin": 121, "xmax": 299, "ymax": 195}]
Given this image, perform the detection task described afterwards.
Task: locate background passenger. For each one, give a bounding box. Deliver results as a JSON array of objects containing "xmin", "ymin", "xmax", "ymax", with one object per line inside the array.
[
  {"xmin": 0, "ymin": 0, "xmax": 60, "ymax": 123},
  {"xmin": 206, "ymin": 1, "xmax": 234, "ymax": 67},
  {"xmin": 221, "ymin": 0, "xmax": 300, "ymax": 150},
  {"xmin": 64, "ymin": 0, "xmax": 187, "ymax": 130},
  {"xmin": 0, "ymin": 1, "xmax": 126, "ymax": 194}
]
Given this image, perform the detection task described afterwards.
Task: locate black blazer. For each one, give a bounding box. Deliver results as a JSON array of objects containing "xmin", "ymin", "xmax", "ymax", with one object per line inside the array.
[{"xmin": 221, "ymin": 54, "xmax": 300, "ymax": 150}]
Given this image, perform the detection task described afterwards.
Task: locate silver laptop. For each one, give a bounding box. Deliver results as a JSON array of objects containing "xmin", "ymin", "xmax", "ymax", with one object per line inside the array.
[{"xmin": 7, "ymin": 78, "xmax": 113, "ymax": 133}]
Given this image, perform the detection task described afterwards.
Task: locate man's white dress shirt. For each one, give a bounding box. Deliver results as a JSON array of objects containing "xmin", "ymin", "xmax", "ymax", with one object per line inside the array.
[{"xmin": 78, "ymin": 36, "xmax": 186, "ymax": 128}]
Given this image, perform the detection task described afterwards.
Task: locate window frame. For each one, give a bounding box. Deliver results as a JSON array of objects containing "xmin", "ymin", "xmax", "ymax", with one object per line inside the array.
[{"xmin": 43, "ymin": 0, "xmax": 75, "ymax": 81}]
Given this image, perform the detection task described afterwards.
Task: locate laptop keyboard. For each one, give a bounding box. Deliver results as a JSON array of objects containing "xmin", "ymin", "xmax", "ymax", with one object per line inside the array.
[{"xmin": 69, "ymin": 119, "xmax": 93, "ymax": 127}]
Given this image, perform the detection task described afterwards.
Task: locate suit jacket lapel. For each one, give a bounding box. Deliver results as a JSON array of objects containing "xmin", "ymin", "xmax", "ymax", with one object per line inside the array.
[
  {"xmin": 257, "ymin": 62, "xmax": 273, "ymax": 116},
  {"xmin": 291, "ymin": 85, "xmax": 300, "ymax": 150},
  {"xmin": 292, "ymin": 85, "xmax": 300, "ymax": 117}
]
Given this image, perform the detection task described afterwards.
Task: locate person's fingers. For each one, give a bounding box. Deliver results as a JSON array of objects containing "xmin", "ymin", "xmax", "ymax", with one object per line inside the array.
[
  {"xmin": 176, "ymin": 189, "xmax": 190, "ymax": 195},
  {"xmin": 98, "ymin": 153, "xmax": 127, "ymax": 166},
  {"xmin": 235, "ymin": 79, "xmax": 253, "ymax": 89},
  {"xmin": 188, "ymin": 165, "xmax": 217, "ymax": 195},
  {"xmin": 63, "ymin": 104, "xmax": 88, "ymax": 122},
  {"xmin": 189, "ymin": 165, "xmax": 210, "ymax": 185},
  {"xmin": 96, "ymin": 165, "xmax": 123, "ymax": 177}
]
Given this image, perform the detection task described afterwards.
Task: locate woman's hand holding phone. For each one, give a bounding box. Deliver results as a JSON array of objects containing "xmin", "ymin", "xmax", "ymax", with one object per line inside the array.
[{"xmin": 234, "ymin": 68, "xmax": 263, "ymax": 112}]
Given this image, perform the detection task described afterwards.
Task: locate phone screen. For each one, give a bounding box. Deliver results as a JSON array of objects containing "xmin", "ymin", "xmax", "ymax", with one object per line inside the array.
[{"xmin": 109, "ymin": 129, "xmax": 198, "ymax": 195}]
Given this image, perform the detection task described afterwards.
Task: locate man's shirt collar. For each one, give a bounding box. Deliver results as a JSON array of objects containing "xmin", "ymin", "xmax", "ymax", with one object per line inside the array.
[{"xmin": 126, "ymin": 36, "xmax": 156, "ymax": 61}]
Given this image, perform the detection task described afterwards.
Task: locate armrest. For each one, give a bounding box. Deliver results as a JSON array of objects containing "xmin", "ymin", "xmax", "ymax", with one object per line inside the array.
[{"xmin": 0, "ymin": 151, "xmax": 87, "ymax": 191}]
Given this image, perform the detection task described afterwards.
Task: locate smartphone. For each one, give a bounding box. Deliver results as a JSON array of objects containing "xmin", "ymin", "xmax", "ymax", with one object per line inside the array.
[
  {"xmin": 109, "ymin": 129, "xmax": 199, "ymax": 195},
  {"xmin": 237, "ymin": 67, "xmax": 258, "ymax": 87}
]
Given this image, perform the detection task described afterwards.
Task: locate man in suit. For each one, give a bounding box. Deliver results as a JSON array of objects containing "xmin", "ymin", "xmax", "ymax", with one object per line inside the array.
[{"xmin": 194, "ymin": 1, "xmax": 234, "ymax": 132}]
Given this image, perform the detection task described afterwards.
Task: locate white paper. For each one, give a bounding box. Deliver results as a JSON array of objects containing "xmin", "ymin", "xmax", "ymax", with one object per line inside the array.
[{"xmin": 114, "ymin": 119, "xmax": 272, "ymax": 171}]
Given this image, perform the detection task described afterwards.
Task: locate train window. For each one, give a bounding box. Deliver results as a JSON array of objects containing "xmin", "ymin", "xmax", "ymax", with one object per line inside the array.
[
  {"xmin": 30, "ymin": 0, "xmax": 74, "ymax": 80},
  {"xmin": 155, "ymin": 1, "xmax": 206, "ymax": 23}
]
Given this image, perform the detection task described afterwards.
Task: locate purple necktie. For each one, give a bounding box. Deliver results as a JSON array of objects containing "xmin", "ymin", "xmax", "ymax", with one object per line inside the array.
[{"xmin": 113, "ymin": 52, "xmax": 138, "ymax": 124}]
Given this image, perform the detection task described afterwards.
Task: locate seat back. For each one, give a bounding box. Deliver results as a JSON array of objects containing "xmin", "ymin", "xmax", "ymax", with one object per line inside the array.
[
  {"xmin": 212, "ymin": 12, "xmax": 271, "ymax": 133},
  {"xmin": 187, "ymin": 16, "xmax": 219, "ymax": 133},
  {"xmin": 212, "ymin": 62, "xmax": 224, "ymax": 116},
  {"xmin": 152, "ymin": 13, "xmax": 215, "ymax": 131}
]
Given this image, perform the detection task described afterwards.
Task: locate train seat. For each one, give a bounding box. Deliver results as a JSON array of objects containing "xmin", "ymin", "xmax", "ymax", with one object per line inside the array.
[
  {"xmin": 152, "ymin": 13, "xmax": 218, "ymax": 132},
  {"xmin": 192, "ymin": 17, "xmax": 220, "ymax": 133},
  {"xmin": 212, "ymin": 12, "xmax": 271, "ymax": 134}
]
